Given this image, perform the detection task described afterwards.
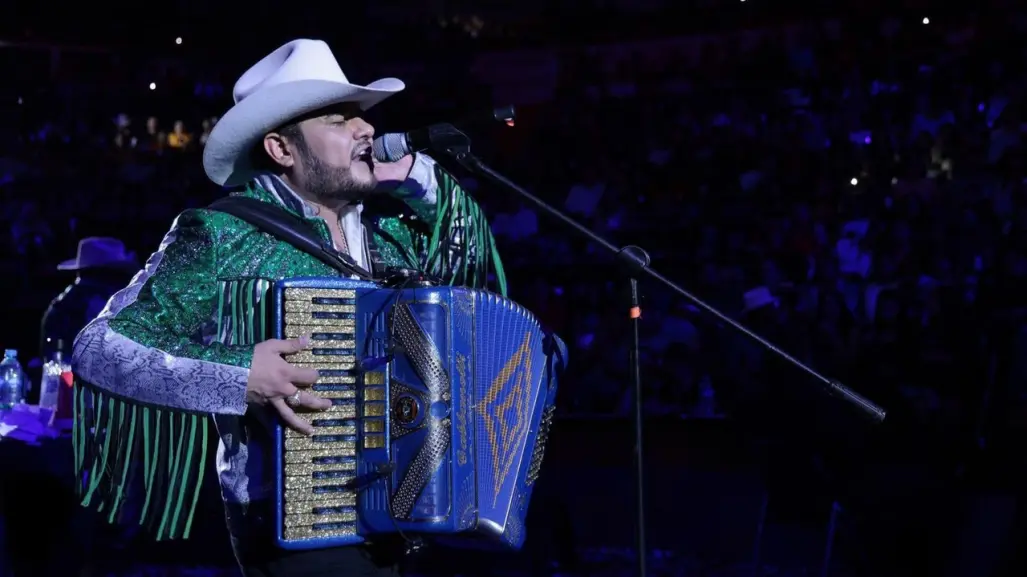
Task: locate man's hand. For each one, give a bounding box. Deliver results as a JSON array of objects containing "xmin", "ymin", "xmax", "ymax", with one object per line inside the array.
[
  {"xmin": 373, "ymin": 154, "xmax": 415, "ymax": 191},
  {"xmin": 246, "ymin": 336, "xmax": 331, "ymax": 435}
]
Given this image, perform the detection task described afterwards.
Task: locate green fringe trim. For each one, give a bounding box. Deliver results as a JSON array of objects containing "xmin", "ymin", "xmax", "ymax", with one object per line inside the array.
[
  {"xmin": 426, "ymin": 172, "xmax": 508, "ymax": 296},
  {"xmin": 72, "ymin": 381, "xmax": 211, "ymax": 540}
]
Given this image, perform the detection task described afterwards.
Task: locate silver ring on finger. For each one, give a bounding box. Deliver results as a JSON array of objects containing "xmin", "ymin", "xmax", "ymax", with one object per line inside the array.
[{"xmin": 286, "ymin": 390, "xmax": 302, "ymax": 407}]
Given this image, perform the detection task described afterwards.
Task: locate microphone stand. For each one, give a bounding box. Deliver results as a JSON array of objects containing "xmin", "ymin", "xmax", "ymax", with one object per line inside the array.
[{"xmin": 435, "ymin": 138, "xmax": 887, "ymax": 577}]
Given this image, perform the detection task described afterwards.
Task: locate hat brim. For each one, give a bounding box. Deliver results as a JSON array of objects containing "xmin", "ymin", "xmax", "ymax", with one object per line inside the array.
[
  {"xmin": 203, "ymin": 78, "xmax": 404, "ymax": 187},
  {"xmin": 57, "ymin": 258, "xmax": 139, "ymax": 271}
]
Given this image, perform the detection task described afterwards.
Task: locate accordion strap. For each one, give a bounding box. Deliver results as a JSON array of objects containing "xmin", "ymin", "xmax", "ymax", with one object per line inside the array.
[{"xmin": 207, "ymin": 196, "xmax": 373, "ymax": 280}]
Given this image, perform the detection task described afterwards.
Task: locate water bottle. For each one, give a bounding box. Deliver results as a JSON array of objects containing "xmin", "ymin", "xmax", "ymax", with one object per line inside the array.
[
  {"xmin": 39, "ymin": 343, "xmax": 66, "ymax": 414},
  {"xmin": 0, "ymin": 349, "xmax": 27, "ymax": 410}
]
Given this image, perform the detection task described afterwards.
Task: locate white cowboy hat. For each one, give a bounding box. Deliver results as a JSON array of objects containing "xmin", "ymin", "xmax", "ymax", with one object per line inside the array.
[
  {"xmin": 58, "ymin": 237, "xmax": 138, "ymax": 271},
  {"xmin": 202, "ymin": 39, "xmax": 405, "ymax": 187},
  {"xmin": 741, "ymin": 286, "xmax": 779, "ymax": 314}
]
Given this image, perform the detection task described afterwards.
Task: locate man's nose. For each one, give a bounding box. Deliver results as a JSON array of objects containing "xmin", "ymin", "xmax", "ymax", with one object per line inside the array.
[{"xmin": 354, "ymin": 118, "xmax": 374, "ymax": 140}]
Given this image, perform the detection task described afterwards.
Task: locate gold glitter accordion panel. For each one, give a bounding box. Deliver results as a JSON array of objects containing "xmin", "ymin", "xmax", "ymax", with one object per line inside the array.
[{"xmin": 274, "ymin": 280, "xmax": 382, "ymax": 549}]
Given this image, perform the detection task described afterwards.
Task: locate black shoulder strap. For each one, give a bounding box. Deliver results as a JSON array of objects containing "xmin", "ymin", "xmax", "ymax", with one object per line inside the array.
[{"xmin": 207, "ymin": 196, "xmax": 373, "ymax": 280}]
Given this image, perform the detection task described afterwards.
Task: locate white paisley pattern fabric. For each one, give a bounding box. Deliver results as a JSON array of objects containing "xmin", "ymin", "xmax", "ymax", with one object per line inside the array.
[{"xmin": 72, "ymin": 222, "xmax": 251, "ymax": 416}]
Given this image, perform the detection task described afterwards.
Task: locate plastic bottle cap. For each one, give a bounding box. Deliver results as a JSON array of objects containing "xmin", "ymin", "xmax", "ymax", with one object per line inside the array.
[{"xmin": 3, "ymin": 349, "xmax": 16, "ymax": 357}]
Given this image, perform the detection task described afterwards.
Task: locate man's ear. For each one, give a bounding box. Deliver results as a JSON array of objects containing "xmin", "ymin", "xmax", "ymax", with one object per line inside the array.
[{"xmin": 263, "ymin": 133, "xmax": 295, "ymax": 169}]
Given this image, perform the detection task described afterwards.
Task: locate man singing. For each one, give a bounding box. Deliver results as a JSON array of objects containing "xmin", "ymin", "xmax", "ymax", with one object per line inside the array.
[{"xmin": 72, "ymin": 39, "xmax": 507, "ymax": 576}]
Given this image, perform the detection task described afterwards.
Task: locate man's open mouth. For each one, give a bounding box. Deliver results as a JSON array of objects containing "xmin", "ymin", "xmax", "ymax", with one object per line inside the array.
[
  {"xmin": 352, "ymin": 145, "xmax": 373, "ymax": 171},
  {"xmin": 353, "ymin": 145, "xmax": 372, "ymax": 162}
]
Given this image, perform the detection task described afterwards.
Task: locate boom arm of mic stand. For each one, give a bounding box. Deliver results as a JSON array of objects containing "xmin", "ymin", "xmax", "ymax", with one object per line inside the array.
[{"xmin": 449, "ymin": 149, "xmax": 887, "ymax": 423}]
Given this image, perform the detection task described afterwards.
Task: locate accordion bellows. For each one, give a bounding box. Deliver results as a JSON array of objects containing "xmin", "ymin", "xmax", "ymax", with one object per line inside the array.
[{"xmin": 272, "ymin": 278, "xmax": 566, "ymax": 550}]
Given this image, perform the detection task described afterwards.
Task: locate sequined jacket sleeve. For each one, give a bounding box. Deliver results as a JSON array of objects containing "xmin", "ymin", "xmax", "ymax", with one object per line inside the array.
[
  {"xmin": 390, "ymin": 153, "xmax": 457, "ymax": 221},
  {"xmin": 72, "ymin": 209, "xmax": 253, "ymax": 415},
  {"xmin": 389, "ymin": 153, "xmax": 507, "ymax": 294}
]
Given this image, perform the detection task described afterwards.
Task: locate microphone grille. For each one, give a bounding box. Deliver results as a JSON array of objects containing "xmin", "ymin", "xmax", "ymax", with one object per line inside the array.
[{"xmin": 372, "ymin": 133, "xmax": 408, "ymax": 163}]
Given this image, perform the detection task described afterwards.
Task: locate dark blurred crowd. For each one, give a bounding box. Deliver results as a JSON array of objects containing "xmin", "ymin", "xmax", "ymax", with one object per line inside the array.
[{"xmin": 3, "ymin": 13, "xmax": 1027, "ymax": 456}]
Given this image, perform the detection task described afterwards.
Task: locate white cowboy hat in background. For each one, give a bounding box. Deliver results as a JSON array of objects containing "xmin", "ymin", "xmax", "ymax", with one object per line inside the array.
[
  {"xmin": 58, "ymin": 237, "xmax": 138, "ymax": 271},
  {"xmin": 741, "ymin": 286, "xmax": 779, "ymax": 314},
  {"xmin": 202, "ymin": 39, "xmax": 405, "ymax": 187}
]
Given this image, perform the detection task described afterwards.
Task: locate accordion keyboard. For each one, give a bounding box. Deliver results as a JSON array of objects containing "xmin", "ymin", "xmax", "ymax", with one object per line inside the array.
[{"xmin": 279, "ymin": 285, "xmax": 384, "ymax": 543}]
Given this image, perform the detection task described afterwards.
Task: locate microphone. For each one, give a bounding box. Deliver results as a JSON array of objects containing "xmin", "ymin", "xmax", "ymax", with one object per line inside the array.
[
  {"xmin": 372, "ymin": 105, "xmax": 515, "ymax": 162},
  {"xmin": 372, "ymin": 124, "xmax": 463, "ymax": 163}
]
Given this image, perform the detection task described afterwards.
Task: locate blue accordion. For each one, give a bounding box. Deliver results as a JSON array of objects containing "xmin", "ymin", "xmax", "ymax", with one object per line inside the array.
[{"xmin": 272, "ymin": 278, "xmax": 566, "ymax": 551}]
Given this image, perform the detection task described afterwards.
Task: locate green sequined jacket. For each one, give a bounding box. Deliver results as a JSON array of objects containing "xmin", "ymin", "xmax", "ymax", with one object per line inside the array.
[{"xmin": 71, "ymin": 153, "xmax": 506, "ymax": 539}]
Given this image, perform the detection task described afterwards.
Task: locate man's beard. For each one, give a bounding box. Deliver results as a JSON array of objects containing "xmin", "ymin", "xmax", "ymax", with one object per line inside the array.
[{"xmin": 297, "ymin": 144, "xmax": 376, "ymax": 204}]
